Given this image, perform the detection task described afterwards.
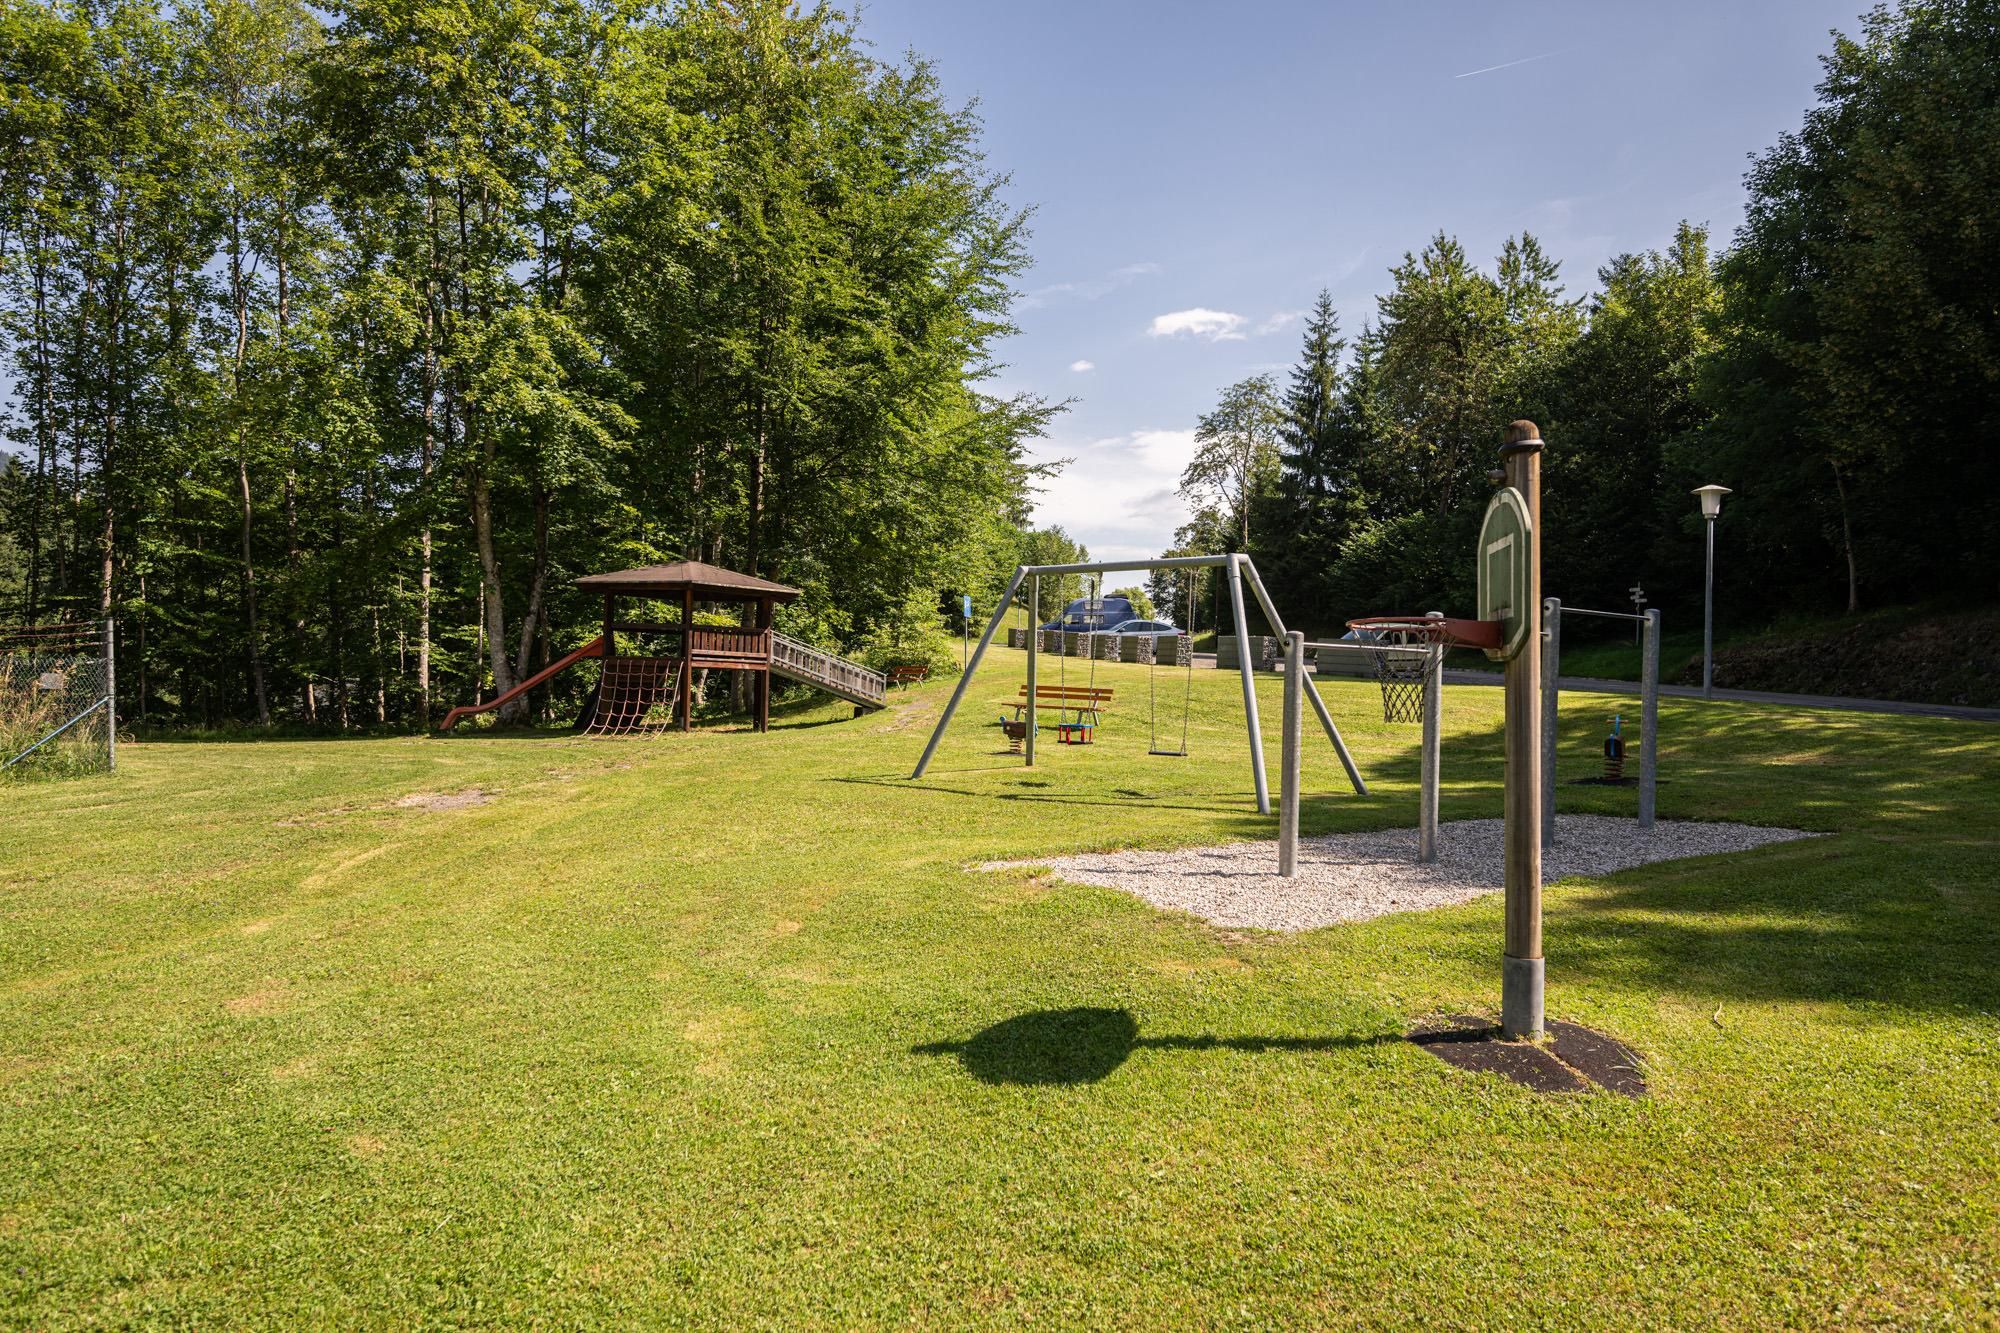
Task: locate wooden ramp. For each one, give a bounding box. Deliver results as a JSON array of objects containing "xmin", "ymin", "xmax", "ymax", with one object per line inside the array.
[{"xmin": 770, "ymin": 633, "xmax": 887, "ymax": 710}]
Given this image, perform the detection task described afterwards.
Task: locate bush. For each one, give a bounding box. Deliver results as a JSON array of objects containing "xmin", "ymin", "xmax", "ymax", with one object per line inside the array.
[{"xmin": 855, "ymin": 624, "xmax": 965, "ymax": 679}]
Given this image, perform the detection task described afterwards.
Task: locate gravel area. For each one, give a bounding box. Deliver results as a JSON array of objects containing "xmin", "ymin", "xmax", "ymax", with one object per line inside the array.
[{"xmin": 983, "ymin": 815, "xmax": 1820, "ymax": 932}]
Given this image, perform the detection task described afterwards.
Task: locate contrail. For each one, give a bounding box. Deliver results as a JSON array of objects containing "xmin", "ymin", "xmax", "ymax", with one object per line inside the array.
[{"xmin": 1455, "ymin": 50, "xmax": 1560, "ymax": 79}]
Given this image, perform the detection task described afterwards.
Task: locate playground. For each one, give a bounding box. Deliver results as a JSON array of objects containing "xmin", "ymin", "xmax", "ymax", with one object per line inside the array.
[{"xmin": 3, "ymin": 652, "xmax": 1996, "ymax": 1324}]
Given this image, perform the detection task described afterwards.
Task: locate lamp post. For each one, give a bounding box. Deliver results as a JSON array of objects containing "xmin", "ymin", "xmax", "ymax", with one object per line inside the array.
[{"xmin": 1693, "ymin": 485, "xmax": 1731, "ymax": 699}]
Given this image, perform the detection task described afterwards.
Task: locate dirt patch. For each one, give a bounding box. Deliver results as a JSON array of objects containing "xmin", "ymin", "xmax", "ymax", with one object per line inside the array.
[
  {"xmin": 773, "ymin": 920, "xmax": 803, "ymax": 936},
  {"xmin": 225, "ymin": 984, "xmax": 288, "ymax": 1016},
  {"xmin": 346, "ymin": 1133, "xmax": 386, "ymax": 1157},
  {"xmin": 1409, "ymin": 1014, "xmax": 1647, "ymax": 1097},
  {"xmin": 240, "ymin": 919, "xmax": 274, "ymax": 936},
  {"xmin": 1150, "ymin": 957, "xmax": 1253, "ymax": 977},
  {"xmin": 392, "ymin": 788, "xmax": 494, "ymax": 812},
  {"xmin": 270, "ymin": 1056, "xmax": 318, "ymax": 1081}
]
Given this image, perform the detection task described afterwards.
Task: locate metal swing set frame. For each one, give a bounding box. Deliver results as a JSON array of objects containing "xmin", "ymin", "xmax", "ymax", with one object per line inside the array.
[{"xmin": 911, "ymin": 553, "xmax": 1367, "ymax": 815}]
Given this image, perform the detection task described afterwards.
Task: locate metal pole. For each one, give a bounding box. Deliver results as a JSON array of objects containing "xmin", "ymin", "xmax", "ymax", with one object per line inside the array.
[
  {"xmin": 1239, "ymin": 556, "xmax": 1367, "ymax": 796},
  {"xmin": 1501, "ymin": 421, "xmax": 1544, "ymax": 1041},
  {"xmin": 1419, "ymin": 638, "xmax": 1441, "ymax": 865},
  {"xmin": 1541, "ymin": 597, "xmax": 1559, "ymax": 851},
  {"xmin": 1226, "ymin": 556, "xmax": 1270, "ymax": 815},
  {"xmin": 1025, "ymin": 574, "xmax": 1038, "ymax": 767},
  {"xmin": 1639, "ymin": 608, "xmax": 1660, "ymax": 829},
  {"xmin": 1702, "ymin": 516, "xmax": 1716, "ymax": 699},
  {"xmin": 912, "ymin": 565, "xmax": 1026, "ymax": 779},
  {"xmin": 1279, "ymin": 631, "xmax": 1303, "ymax": 876},
  {"xmin": 104, "ymin": 617, "xmax": 117, "ymax": 773}
]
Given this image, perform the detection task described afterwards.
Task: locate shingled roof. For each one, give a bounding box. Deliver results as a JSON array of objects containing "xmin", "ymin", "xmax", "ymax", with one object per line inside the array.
[{"xmin": 575, "ymin": 561, "xmax": 801, "ymax": 602}]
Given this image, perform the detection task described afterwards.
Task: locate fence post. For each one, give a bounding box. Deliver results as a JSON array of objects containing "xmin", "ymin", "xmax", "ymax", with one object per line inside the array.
[
  {"xmin": 1280, "ymin": 632, "xmax": 1303, "ymax": 876},
  {"xmin": 104, "ymin": 617, "xmax": 117, "ymax": 773},
  {"xmin": 1639, "ymin": 608, "xmax": 1660, "ymax": 829},
  {"xmin": 1541, "ymin": 597, "xmax": 1560, "ymax": 850},
  {"xmin": 1420, "ymin": 638, "xmax": 1442, "ymax": 865}
]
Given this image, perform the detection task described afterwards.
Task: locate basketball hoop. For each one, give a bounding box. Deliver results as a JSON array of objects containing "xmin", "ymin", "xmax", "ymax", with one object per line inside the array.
[{"xmin": 1344, "ymin": 614, "xmax": 1500, "ymax": 724}]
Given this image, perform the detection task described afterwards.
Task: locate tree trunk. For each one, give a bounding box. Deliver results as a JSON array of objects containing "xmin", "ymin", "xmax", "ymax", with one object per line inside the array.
[
  {"xmin": 1830, "ymin": 459, "xmax": 1860, "ymax": 614},
  {"xmin": 469, "ymin": 432, "xmax": 522, "ymax": 720}
]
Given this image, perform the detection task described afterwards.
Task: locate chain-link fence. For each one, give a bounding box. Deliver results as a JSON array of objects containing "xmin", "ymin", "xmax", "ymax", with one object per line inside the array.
[{"xmin": 1, "ymin": 622, "xmax": 114, "ymax": 779}]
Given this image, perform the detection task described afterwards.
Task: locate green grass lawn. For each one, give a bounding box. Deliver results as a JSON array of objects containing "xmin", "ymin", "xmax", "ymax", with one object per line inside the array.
[{"xmin": 3, "ymin": 653, "xmax": 1997, "ymax": 1325}]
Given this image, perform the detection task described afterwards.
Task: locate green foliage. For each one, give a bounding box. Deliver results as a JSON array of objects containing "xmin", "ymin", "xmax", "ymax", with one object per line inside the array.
[
  {"xmin": 0, "ymin": 0, "xmax": 1051, "ymax": 730},
  {"xmin": 1181, "ymin": 375, "xmax": 1283, "ymax": 552},
  {"xmin": 1700, "ymin": 0, "xmax": 2000, "ymax": 615},
  {"xmin": 1106, "ymin": 586, "xmax": 1153, "ymax": 621}
]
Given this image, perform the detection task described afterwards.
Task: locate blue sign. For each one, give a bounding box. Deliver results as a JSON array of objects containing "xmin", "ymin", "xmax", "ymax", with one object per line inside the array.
[{"xmin": 962, "ymin": 594, "xmax": 973, "ymax": 620}]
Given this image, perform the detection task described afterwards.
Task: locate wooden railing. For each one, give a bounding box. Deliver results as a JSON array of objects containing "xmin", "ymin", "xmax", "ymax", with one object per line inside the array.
[
  {"xmin": 686, "ymin": 626, "xmax": 771, "ymax": 663},
  {"xmin": 770, "ymin": 632, "xmax": 886, "ymax": 708}
]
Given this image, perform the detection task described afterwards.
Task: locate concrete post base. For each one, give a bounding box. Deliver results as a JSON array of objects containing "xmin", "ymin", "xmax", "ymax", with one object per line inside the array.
[{"xmin": 1502, "ymin": 955, "xmax": 1545, "ymax": 1040}]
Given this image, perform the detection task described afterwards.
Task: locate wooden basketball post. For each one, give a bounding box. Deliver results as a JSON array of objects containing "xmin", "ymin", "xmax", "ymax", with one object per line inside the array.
[{"xmin": 1501, "ymin": 421, "xmax": 1545, "ymax": 1040}]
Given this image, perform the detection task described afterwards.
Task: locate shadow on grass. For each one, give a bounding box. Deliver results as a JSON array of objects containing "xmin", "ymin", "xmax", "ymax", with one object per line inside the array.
[
  {"xmin": 913, "ymin": 1007, "xmax": 1393, "ymax": 1086},
  {"xmin": 830, "ymin": 774, "xmax": 1275, "ymax": 821}
]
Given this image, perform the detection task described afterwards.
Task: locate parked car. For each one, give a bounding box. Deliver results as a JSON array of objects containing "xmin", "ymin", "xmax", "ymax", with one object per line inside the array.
[
  {"xmin": 1312, "ymin": 626, "xmax": 1384, "ymax": 678},
  {"xmin": 1103, "ymin": 618, "xmax": 1183, "ymax": 640}
]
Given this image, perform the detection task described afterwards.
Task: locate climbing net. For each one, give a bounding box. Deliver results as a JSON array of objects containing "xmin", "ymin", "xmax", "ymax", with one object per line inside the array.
[
  {"xmin": 2, "ymin": 623, "xmax": 112, "ymax": 776},
  {"xmin": 584, "ymin": 656, "xmax": 680, "ymax": 736}
]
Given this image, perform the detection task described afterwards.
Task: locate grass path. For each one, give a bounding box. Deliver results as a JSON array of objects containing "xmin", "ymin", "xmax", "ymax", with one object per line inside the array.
[{"xmin": 2, "ymin": 655, "xmax": 1996, "ymax": 1326}]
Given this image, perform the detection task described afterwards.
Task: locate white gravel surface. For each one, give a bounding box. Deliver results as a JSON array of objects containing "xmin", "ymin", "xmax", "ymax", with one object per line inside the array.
[{"xmin": 984, "ymin": 814, "xmax": 1820, "ymax": 932}]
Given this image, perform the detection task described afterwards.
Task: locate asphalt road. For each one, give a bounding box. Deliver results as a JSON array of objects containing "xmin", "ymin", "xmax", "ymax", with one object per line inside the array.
[{"xmin": 1187, "ymin": 652, "xmax": 2000, "ymax": 722}]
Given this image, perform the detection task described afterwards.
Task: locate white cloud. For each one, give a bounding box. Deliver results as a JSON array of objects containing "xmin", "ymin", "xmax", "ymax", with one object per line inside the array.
[
  {"xmin": 1069, "ymin": 359, "xmax": 1095, "ymax": 373},
  {"xmin": 1147, "ymin": 308, "xmax": 1247, "ymax": 341},
  {"xmin": 1021, "ymin": 261, "xmax": 1162, "ymax": 310},
  {"xmin": 1025, "ymin": 428, "xmax": 1198, "ymax": 563},
  {"xmin": 1255, "ymin": 309, "xmax": 1306, "ymax": 336}
]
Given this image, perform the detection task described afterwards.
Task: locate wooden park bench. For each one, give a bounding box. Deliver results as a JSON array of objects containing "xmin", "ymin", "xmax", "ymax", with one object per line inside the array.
[
  {"xmin": 997, "ymin": 684, "xmax": 1114, "ymax": 750},
  {"xmin": 888, "ymin": 664, "xmax": 930, "ymax": 688}
]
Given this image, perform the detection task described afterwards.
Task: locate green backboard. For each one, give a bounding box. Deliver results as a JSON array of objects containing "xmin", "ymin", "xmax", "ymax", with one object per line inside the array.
[{"xmin": 1477, "ymin": 486, "xmax": 1533, "ymax": 662}]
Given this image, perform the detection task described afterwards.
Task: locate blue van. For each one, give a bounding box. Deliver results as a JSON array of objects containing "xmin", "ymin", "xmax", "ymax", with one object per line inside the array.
[{"xmin": 1040, "ymin": 595, "xmax": 1138, "ymax": 632}]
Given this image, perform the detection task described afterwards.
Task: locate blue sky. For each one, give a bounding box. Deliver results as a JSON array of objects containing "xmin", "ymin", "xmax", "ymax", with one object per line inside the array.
[{"xmin": 855, "ymin": 0, "xmax": 1867, "ymax": 563}]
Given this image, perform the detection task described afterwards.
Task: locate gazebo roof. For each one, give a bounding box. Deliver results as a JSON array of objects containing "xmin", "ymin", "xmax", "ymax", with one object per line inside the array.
[{"xmin": 575, "ymin": 561, "xmax": 801, "ymax": 603}]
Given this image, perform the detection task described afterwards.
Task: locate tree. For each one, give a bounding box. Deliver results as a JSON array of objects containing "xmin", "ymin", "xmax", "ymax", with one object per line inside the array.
[
  {"xmin": 1702, "ymin": 0, "xmax": 2000, "ymax": 614},
  {"xmin": 1181, "ymin": 375, "xmax": 1282, "ymax": 553},
  {"xmin": 1107, "ymin": 586, "xmax": 1153, "ymax": 620}
]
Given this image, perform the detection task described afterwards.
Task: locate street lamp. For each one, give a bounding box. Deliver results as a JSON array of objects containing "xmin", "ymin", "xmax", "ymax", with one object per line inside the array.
[{"xmin": 1693, "ymin": 485, "xmax": 1731, "ymax": 699}]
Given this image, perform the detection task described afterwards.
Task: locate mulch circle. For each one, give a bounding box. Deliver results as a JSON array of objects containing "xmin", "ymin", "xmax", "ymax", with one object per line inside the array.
[{"xmin": 1408, "ymin": 1015, "xmax": 1647, "ymax": 1097}]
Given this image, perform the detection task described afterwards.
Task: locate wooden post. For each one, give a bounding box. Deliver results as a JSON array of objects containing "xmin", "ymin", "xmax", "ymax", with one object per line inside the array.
[
  {"xmin": 755, "ymin": 597, "xmax": 772, "ymax": 733},
  {"xmin": 679, "ymin": 586, "xmax": 693, "ymax": 731},
  {"xmin": 602, "ymin": 595, "xmax": 617, "ymax": 658},
  {"xmin": 1501, "ymin": 421, "xmax": 1544, "ymax": 1041}
]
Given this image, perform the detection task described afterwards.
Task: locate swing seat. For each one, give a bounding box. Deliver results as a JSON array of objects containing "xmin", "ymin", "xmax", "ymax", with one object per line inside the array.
[{"xmin": 1056, "ymin": 720, "xmax": 1094, "ymax": 745}]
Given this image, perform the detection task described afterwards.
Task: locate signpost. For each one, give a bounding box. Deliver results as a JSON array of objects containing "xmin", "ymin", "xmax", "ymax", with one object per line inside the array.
[
  {"xmin": 1481, "ymin": 422, "xmax": 1544, "ymax": 1041},
  {"xmin": 962, "ymin": 594, "xmax": 972, "ymax": 670}
]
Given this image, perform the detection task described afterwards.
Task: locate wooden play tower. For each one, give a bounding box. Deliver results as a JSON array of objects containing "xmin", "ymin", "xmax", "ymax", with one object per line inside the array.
[{"xmin": 437, "ymin": 560, "xmax": 887, "ymax": 733}]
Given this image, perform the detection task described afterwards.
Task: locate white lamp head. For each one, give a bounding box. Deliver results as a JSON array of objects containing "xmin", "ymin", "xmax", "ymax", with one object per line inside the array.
[{"xmin": 1693, "ymin": 484, "xmax": 1731, "ymax": 520}]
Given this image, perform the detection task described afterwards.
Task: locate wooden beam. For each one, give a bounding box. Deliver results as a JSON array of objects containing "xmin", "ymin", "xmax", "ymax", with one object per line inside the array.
[
  {"xmin": 755, "ymin": 597, "xmax": 773, "ymax": 732},
  {"xmin": 602, "ymin": 595, "xmax": 617, "ymax": 658},
  {"xmin": 679, "ymin": 586, "xmax": 693, "ymax": 731}
]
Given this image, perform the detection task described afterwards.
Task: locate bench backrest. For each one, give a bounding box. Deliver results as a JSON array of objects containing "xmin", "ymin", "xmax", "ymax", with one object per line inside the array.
[{"xmin": 1015, "ymin": 684, "xmax": 1114, "ymax": 702}]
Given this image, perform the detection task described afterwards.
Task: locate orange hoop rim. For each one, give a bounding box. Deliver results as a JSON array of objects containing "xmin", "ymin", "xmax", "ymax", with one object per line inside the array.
[{"xmin": 1345, "ymin": 614, "xmax": 1503, "ymax": 652}]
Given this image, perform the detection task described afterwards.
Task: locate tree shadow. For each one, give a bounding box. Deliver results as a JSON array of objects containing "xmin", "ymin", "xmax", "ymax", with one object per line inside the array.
[{"xmin": 912, "ymin": 1007, "xmax": 1393, "ymax": 1086}]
